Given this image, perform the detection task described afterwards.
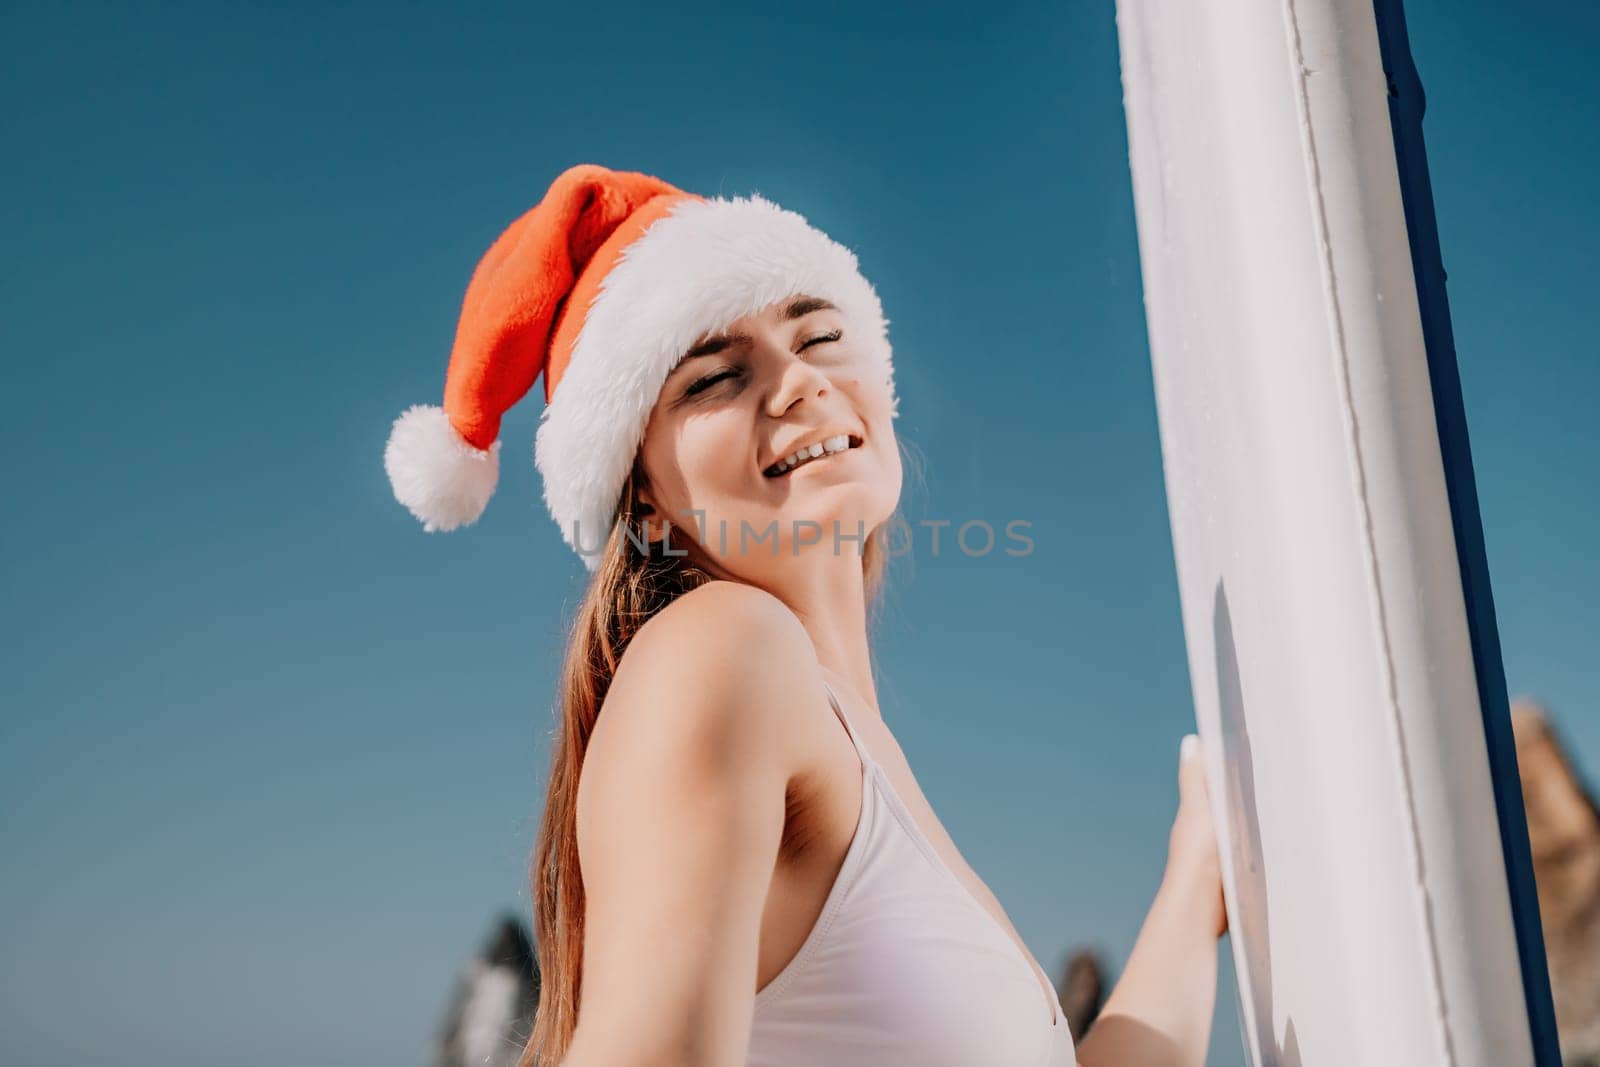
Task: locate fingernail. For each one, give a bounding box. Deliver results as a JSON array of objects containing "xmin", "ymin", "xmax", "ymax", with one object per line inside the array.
[{"xmin": 1180, "ymin": 734, "xmax": 1199, "ymax": 762}]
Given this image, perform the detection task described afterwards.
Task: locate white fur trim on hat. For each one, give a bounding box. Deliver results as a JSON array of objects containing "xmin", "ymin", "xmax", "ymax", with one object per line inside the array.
[
  {"xmin": 534, "ymin": 194, "xmax": 898, "ymax": 571},
  {"xmin": 385, "ymin": 404, "xmax": 502, "ymax": 533}
]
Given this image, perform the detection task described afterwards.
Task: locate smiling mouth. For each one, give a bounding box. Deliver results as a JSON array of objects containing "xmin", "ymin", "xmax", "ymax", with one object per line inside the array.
[{"xmin": 762, "ymin": 434, "xmax": 865, "ymax": 478}]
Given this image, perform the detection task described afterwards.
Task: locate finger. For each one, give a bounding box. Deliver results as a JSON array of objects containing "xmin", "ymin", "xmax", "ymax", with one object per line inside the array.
[{"xmin": 1178, "ymin": 733, "xmax": 1205, "ymax": 799}]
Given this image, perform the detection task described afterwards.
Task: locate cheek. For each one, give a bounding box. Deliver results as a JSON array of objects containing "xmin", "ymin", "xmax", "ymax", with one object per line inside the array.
[
  {"xmin": 834, "ymin": 356, "xmax": 892, "ymax": 411},
  {"xmin": 839, "ymin": 373, "xmax": 895, "ymax": 433},
  {"xmin": 836, "ymin": 379, "xmax": 901, "ymax": 484},
  {"xmin": 651, "ymin": 413, "xmax": 753, "ymax": 505}
]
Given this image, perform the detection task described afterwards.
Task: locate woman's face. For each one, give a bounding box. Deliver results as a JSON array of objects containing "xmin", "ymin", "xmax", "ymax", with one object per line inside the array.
[{"xmin": 634, "ymin": 294, "xmax": 901, "ymax": 577}]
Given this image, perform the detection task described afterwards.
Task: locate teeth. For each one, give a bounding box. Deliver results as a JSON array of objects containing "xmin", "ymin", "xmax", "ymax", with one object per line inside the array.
[{"xmin": 769, "ymin": 434, "xmax": 855, "ymax": 475}]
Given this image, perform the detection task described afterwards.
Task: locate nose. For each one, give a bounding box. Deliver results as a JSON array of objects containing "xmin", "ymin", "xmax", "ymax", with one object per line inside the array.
[{"xmin": 763, "ymin": 344, "xmax": 832, "ymax": 419}]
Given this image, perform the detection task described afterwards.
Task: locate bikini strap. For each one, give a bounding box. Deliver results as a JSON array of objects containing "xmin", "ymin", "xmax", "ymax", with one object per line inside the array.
[{"xmin": 820, "ymin": 678, "xmax": 874, "ymax": 768}]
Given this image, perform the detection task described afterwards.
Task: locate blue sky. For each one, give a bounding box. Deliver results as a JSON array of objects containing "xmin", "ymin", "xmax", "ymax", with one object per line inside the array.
[{"xmin": 3, "ymin": 2, "xmax": 1594, "ymax": 1064}]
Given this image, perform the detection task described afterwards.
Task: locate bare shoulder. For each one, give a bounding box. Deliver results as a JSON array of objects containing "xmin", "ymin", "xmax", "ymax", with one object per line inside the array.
[
  {"xmin": 615, "ymin": 579, "xmax": 820, "ymax": 708},
  {"xmin": 637, "ymin": 579, "xmax": 812, "ymax": 656},
  {"xmin": 582, "ymin": 580, "xmax": 823, "ymax": 813}
]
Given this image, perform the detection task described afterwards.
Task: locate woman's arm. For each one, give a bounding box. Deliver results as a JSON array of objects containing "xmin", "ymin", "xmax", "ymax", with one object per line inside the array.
[
  {"xmin": 560, "ymin": 583, "xmax": 821, "ymax": 1067},
  {"xmin": 1076, "ymin": 735, "xmax": 1227, "ymax": 1067}
]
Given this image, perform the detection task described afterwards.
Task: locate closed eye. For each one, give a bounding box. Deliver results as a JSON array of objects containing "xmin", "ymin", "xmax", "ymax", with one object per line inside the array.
[
  {"xmin": 683, "ymin": 331, "xmax": 843, "ymax": 397},
  {"xmin": 685, "ymin": 367, "xmax": 738, "ymax": 395}
]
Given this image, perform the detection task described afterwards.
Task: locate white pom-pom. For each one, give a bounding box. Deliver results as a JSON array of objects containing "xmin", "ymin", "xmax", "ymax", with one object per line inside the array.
[{"xmin": 384, "ymin": 404, "xmax": 501, "ymax": 532}]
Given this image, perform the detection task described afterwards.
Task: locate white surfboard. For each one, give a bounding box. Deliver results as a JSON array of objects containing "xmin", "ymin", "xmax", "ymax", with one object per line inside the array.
[{"xmin": 1113, "ymin": 0, "xmax": 1559, "ymax": 1063}]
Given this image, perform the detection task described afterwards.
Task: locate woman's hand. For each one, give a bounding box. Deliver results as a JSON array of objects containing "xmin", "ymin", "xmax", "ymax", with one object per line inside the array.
[{"xmin": 1160, "ymin": 734, "xmax": 1228, "ymax": 941}]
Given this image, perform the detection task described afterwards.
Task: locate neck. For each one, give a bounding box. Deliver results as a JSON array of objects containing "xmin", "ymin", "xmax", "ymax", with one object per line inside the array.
[{"xmin": 785, "ymin": 561, "xmax": 879, "ymax": 722}]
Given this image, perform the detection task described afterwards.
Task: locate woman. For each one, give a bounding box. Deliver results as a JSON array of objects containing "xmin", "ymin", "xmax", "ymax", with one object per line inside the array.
[{"xmin": 385, "ymin": 164, "xmax": 1227, "ymax": 1067}]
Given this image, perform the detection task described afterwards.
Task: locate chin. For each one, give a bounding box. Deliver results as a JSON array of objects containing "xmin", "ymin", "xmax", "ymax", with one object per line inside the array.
[
  {"xmin": 786, "ymin": 489, "xmax": 897, "ymax": 546},
  {"xmin": 785, "ymin": 477, "xmax": 874, "ymax": 512}
]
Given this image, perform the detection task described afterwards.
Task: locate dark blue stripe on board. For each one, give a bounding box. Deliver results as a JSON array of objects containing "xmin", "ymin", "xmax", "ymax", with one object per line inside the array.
[{"xmin": 1369, "ymin": 1, "xmax": 1560, "ymax": 1061}]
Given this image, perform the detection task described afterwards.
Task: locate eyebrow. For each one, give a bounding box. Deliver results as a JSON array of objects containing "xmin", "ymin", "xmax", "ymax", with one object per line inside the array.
[{"xmin": 676, "ymin": 295, "xmax": 839, "ymax": 365}]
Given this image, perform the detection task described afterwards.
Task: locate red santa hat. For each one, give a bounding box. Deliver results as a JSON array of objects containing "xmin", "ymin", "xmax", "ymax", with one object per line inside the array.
[{"xmin": 384, "ymin": 163, "xmax": 898, "ymax": 570}]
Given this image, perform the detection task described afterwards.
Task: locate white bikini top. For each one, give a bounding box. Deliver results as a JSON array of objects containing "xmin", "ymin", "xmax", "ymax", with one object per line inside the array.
[{"xmin": 746, "ymin": 679, "xmax": 1078, "ymax": 1067}]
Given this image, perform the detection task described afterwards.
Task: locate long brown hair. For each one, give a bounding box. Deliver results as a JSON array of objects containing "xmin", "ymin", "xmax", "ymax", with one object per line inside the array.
[{"xmin": 517, "ymin": 454, "xmax": 905, "ymax": 1065}]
